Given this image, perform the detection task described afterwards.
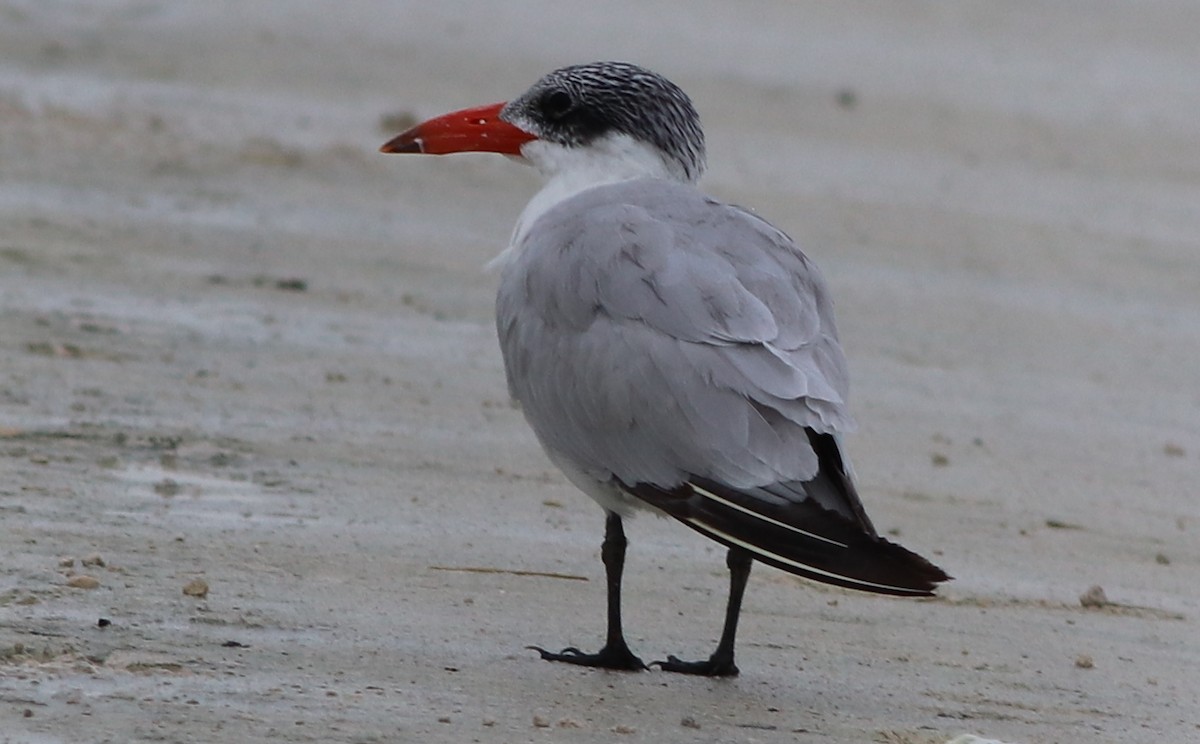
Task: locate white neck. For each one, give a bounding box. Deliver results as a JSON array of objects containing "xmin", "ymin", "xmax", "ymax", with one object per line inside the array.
[{"xmin": 489, "ymin": 133, "xmax": 693, "ymax": 269}]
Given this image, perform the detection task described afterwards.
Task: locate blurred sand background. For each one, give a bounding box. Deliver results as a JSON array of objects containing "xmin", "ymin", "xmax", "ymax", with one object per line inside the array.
[{"xmin": 1, "ymin": 1, "xmax": 1198, "ymax": 742}]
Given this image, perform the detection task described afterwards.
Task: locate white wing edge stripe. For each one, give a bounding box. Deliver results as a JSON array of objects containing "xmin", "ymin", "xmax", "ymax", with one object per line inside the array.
[
  {"xmin": 688, "ymin": 482, "xmax": 848, "ymax": 548},
  {"xmin": 684, "ymin": 519, "xmax": 916, "ymax": 595}
]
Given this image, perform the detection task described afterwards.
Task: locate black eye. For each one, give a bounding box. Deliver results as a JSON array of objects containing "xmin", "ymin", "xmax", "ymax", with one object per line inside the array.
[{"xmin": 541, "ymin": 90, "xmax": 574, "ymax": 120}]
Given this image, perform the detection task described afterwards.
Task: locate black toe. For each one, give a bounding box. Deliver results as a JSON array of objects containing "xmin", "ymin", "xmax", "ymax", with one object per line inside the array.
[
  {"xmin": 652, "ymin": 653, "xmax": 739, "ymax": 677},
  {"xmin": 528, "ymin": 644, "xmax": 646, "ymax": 671}
]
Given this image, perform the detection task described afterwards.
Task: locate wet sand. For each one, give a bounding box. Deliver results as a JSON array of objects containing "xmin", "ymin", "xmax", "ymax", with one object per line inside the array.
[{"xmin": 1, "ymin": 2, "xmax": 1198, "ymax": 742}]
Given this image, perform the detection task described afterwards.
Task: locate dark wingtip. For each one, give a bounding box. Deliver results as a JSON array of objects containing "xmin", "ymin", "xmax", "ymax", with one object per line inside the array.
[
  {"xmin": 875, "ymin": 536, "xmax": 952, "ymax": 595},
  {"xmin": 628, "ymin": 478, "xmax": 953, "ymax": 597}
]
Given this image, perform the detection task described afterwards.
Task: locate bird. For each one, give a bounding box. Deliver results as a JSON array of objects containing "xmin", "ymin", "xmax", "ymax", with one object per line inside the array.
[{"xmin": 380, "ymin": 61, "xmax": 949, "ymax": 677}]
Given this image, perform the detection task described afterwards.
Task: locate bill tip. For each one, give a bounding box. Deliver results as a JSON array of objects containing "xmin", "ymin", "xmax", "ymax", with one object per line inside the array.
[{"xmin": 379, "ymin": 137, "xmax": 422, "ymax": 154}]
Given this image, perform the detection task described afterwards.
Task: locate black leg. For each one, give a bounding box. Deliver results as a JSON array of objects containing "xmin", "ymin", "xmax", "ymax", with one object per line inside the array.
[
  {"xmin": 654, "ymin": 547, "xmax": 753, "ymax": 677},
  {"xmin": 529, "ymin": 512, "xmax": 646, "ymax": 670}
]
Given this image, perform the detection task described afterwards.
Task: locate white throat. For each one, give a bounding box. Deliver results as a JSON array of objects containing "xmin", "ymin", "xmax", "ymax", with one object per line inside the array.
[{"xmin": 490, "ymin": 133, "xmax": 691, "ymax": 269}]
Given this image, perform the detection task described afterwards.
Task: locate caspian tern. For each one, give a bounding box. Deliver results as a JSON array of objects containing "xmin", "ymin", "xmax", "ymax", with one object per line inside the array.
[{"xmin": 381, "ymin": 61, "xmax": 949, "ymax": 677}]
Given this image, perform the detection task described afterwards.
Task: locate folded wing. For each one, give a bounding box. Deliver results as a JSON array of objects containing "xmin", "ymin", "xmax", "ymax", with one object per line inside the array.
[{"xmin": 496, "ymin": 179, "xmax": 949, "ymax": 595}]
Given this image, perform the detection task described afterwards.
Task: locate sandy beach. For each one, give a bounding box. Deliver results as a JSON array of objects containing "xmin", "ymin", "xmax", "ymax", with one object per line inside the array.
[{"xmin": 2, "ymin": 2, "xmax": 1198, "ymax": 742}]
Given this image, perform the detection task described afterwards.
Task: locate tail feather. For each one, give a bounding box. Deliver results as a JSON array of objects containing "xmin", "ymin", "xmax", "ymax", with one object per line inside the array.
[{"xmin": 626, "ymin": 477, "xmax": 950, "ymax": 597}]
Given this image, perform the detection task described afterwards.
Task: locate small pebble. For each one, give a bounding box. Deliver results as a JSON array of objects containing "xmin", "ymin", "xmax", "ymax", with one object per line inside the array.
[
  {"xmin": 1079, "ymin": 585, "xmax": 1108, "ymax": 608},
  {"xmin": 681, "ymin": 716, "xmax": 701, "ymax": 729},
  {"xmin": 612, "ymin": 725, "xmax": 636, "ymax": 735},
  {"xmin": 81, "ymin": 553, "xmax": 106, "ymax": 568},
  {"xmin": 1075, "ymin": 654, "xmax": 1095, "ymax": 669},
  {"xmin": 1155, "ymin": 553, "xmax": 1170, "ymax": 565},
  {"xmin": 67, "ymin": 575, "xmax": 100, "ymax": 590},
  {"xmin": 58, "ymin": 557, "xmax": 75, "ymax": 568},
  {"xmin": 532, "ymin": 715, "xmax": 550, "ymax": 728},
  {"xmin": 275, "ymin": 278, "xmax": 308, "ymax": 292},
  {"xmin": 182, "ymin": 578, "xmax": 210, "ymax": 598}
]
